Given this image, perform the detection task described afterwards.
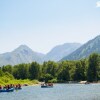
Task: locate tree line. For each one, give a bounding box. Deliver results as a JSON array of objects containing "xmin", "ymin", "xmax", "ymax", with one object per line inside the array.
[{"xmin": 0, "ymin": 53, "xmax": 100, "ymax": 83}]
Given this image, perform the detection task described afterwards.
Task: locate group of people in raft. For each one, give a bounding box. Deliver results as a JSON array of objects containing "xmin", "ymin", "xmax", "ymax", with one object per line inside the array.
[
  {"xmin": 0, "ymin": 84, "xmax": 21, "ymax": 90},
  {"xmin": 41, "ymin": 83, "xmax": 53, "ymax": 87}
]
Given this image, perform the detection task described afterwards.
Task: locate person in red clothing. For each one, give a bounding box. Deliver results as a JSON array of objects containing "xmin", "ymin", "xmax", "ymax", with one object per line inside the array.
[{"xmin": 0, "ymin": 85, "xmax": 2, "ymax": 89}]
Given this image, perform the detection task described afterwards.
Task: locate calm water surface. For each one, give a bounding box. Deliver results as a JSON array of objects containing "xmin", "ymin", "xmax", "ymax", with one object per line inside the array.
[{"xmin": 0, "ymin": 84, "xmax": 100, "ymax": 100}]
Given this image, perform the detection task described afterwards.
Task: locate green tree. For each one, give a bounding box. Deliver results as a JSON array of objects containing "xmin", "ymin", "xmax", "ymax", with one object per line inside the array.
[
  {"xmin": 73, "ymin": 61, "xmax": 86, "ymax": 81},
  {"xmin": 0, "ymin": 67, "xmax": 4, "ymax": 77},
  {"xmin": 44, "ymin": 74, "xmax": 53, "ymax": 83},
  {"xmin": 46, "ymin": 61, "xmax": 58, "ymax": 77},
  {"xmin": 29, "ymin": 62, "xmax": 40, "ymax": 80},
  {"xmin": 87, "ymin": 53, "xmax": 100, "ymax": 82},
  {"xmin": 57, "ymin": 61, "xmax": 70, "ymax": 82},
  {"xmin": 13, "ymin": 64, "xmax": 29, "ymax": 79},
  {"xmin": 2, "ymin": 65, "xmax": 13, "ymax": 74},
  {"xmin": 41, "ymin": 61, "xmax": 48, "ymax": 75}
]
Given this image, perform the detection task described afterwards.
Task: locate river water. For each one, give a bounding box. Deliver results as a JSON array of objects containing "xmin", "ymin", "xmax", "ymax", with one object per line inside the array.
[{"xmin": 0, "ymin": 84, "xmax": 100, "ymax": 100}]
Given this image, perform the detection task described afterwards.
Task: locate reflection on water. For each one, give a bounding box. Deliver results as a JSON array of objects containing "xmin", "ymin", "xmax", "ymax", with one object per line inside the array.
[{"xmin": 0, "ymin": 84, "xmax": 100, "ymax": 100}]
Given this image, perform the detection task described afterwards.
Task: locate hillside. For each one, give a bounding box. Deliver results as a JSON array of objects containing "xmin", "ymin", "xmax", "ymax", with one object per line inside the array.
[
  {"xmin": 44, "ymin": 43, "xmax": 81, "ymax": 61},
  {"xmin": 0, "ymin": 45, "xmax": 44, "ymax": 66},
  {"xmin": 62, "ymin": 35, "xmax": 100, "ymax": 60}
]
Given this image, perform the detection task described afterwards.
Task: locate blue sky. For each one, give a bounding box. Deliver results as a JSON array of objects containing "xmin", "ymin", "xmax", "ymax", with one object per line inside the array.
[{"xmin": 0, "ymin": 0, "xmax": 100, "ymax": 54}]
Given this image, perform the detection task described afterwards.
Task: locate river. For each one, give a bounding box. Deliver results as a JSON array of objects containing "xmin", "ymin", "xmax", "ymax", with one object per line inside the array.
[{"xmin": 0, "ymin": 84, "xmax": 100, "ymax": 100}]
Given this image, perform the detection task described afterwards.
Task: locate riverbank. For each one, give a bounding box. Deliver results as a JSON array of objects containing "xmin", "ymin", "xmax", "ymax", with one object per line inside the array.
[
  {"xmin": 1, "ymin": 76, "xmax": 100, "ymax": 87},
  {"xmin": 0, "ymin": 78, "xmax": 39, "ymax": 86},
  {"xmin": 79, "ymin": 81, "xmax": 100, "ymax": 84}
]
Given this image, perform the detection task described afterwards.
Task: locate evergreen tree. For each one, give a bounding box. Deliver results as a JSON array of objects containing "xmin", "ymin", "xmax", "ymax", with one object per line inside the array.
[
  {"xmin": 0, "ymin": 67, "xmax": 4, "ymax": 77},
  {"xmin": 29, "ymin": 62, "xmax": 40, "ymax": 80},
  {"xmin": 87, "ymin": 53, "xmax": 100, "ymax": 82},
  {"xmin": 73, "ymin": 61, "xmax": 86, "ymax": 81},
  {"xmin": 57, "ymin": 62, "xmax": 70, "ymax": 82}
]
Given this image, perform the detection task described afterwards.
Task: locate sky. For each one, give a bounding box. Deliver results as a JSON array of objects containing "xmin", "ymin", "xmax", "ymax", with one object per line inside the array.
[{"xmin": 0, "ymin": 0, "xmax": 100, "ymax": 54}]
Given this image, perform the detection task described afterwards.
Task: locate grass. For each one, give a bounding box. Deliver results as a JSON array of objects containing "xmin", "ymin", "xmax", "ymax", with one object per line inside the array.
[
  {"xmin": 0, "ymin": 77, "xmax": 39, "ymax": 86},
  {"xmin": 0, "ymin": 72, "xmax": 39, "ymax": 86}
]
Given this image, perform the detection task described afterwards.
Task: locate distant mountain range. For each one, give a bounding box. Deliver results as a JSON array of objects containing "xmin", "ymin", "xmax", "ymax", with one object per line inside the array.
[
  {"xmin": 0, "ymin": 43, "xmax": 81, "ymax": 66},
  {"xmin": 43, "ymin": 43, "xmax": 81, "ymax": 61},
  {"xmin": 62, "ymin": 35, "xmax": 100, "ymax": 60},
  {"xmin": 0, "ymin": 35, "xmax": 100, "ymax": 66}
]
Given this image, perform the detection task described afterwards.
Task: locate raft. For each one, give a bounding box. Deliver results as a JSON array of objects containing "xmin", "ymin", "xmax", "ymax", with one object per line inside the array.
[
  {"xmin": 41, "ymin": 83, "xmax": 53, "ymax": 88},
  {"xmin": 41, "ymin": 85, "xmax": 53, "ymax": 88},
  {"xmin": 0, "ymin": 88, "xmax": 14, "ymax": 92}
]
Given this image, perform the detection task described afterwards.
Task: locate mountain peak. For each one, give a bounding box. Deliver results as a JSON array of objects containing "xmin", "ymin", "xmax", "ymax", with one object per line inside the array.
[
  {"xmin": 0, "ymin": 44, "xmax": 44, "ymax": 66},
  {"xmin": 13, "ymin": 45, "xmax": 33, "ymax": 53},
  {"xmin": 18, "ymin": 44, "xmax": 31, "ymax": 49}
]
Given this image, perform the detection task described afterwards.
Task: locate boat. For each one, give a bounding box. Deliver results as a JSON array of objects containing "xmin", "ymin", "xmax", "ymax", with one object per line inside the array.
[
  {"xmin": 41, "ymin": 85, "xmax": 53, "ymax": 88},
  {"xmin": 0, "ymin": 88, "xmax": 14, "ymax": 92},
  {"xmin": 41, "ymin": 83, "xmax": 53, "ymax": 88}
]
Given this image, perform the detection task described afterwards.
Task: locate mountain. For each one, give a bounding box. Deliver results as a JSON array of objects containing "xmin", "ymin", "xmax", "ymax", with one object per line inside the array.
[
  {"xmin": 61, "ymin": 35, "xmax": 100, "ymax": 61},
  {"xmin": 43, "ymin": 43, "xmax": 81, "ymax": 61},
  {"xmin": 0, "ymin": 45, "xmax": 45, "ymax": 66}
]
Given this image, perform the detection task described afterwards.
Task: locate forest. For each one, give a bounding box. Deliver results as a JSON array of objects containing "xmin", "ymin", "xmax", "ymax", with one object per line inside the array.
[{"xmin": 0, "ymin": 53, "xmax": 100, "ymax": 85}]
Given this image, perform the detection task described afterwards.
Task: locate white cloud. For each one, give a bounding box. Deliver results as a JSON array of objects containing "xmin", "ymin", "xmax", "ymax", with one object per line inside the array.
[{"xmin": 96, "ymin": 1, "xmax": 100, "ymax": 7}]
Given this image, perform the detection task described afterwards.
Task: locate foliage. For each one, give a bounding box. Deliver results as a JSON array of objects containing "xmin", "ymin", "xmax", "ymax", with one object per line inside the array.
[
  {"xmin": 73, "ymin": 61, "xmax": 85, "ymax": 81},
  {"xmin": 48, "ymin": 78, "xmax": 57, "ymax": 83},
  {"xmin": 29, "ymin": 62, "xmax": 40, "ymax": 80},
  {"xmin": 0, "ymin": 53, "xmax": 100, "ymax": 84},
  {"xmin": 57, "ymin": 61, "xmax": 70, "ymax": 82},
  {"xmin": 87, "ymin": 53, "xmax": 100, "ymax": 82},
  {"xmin": 2, "ymin": 65, "xmax": 13, "ymax": 74},
  {"xmin": 13, "ymin": 64, "xmax": 29, "ymax": 79}
]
